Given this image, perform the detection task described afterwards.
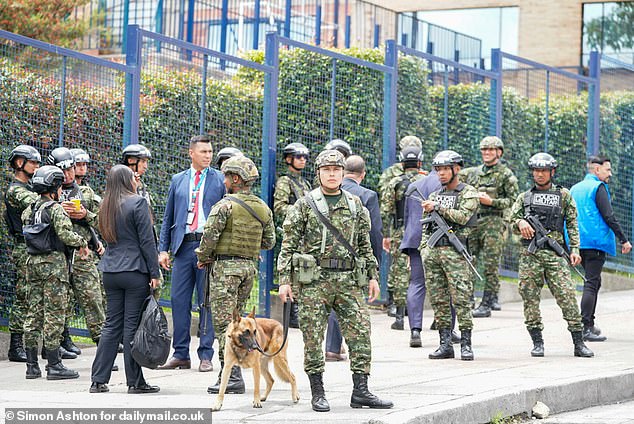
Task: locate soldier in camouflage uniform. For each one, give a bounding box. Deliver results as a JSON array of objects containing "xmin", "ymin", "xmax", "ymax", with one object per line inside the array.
[
  {"xmin": 4, "ymin": 145, "xmax": 41, "ymax": 362},
  {"xmin": 380, "ymin": 145, "xmax": 425, "ymax": 330},
  {"xmin": 196, "ymin": 156, "xmax": 276, "ymax": 395},
  {"xmin": 510, "ymin": 153, "xmax": 593, "ymax": 358},
  {"xmin": 48, "ymin": 148, "xmax": 105, "ymax": 350},
  {"xmin": 378, "ymin": 135, "xmax": 423, "ymax": 315},
  {"xmin": 420, "ymin": 150, "xmax": 479, "ymax": 361},
  {"xmin": 277, "ymin": 149, "xmax": 392, "ymax": 412},
  {"xmin": 22, "ymin": 165, "xmax": 89, "ymax": 380},
  {"xmin": 274, "ymin": 142, "xmax": 311, "ymax": 328},
  {"xmin": 460, "ymin": 136, "xmax": 519, "ymax": 318}
]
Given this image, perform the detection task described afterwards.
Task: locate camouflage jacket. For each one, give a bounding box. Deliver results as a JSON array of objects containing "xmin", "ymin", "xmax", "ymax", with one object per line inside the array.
[
  {"xmin": 460, "ymin": 162, "xmax": 519, "ymax": 216},
  {"xmin": 5, "ymin": 178, "xmax": 38, "ymax": 236},
  {"xmin": 380, "ymin": 168, "xmax": 425, "ymax": 232},
  {"xmin": 60, "ymin": 183, "xmax": 99, "ymax": 243},
  {"xmin": 274, "ymin": 169, "xmax": 311, "ymax": 226},
  {"xmin": 378, "ymin": 162, "xmax": 404, "ymax": 202},
  {"xmin": 277, "ymin": 189, "xmax": 378, "ymax": 287}
]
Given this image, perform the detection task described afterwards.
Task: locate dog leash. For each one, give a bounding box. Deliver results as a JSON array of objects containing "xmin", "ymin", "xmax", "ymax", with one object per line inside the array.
[{"xmin": 252, "ymin": 300, "xmax": 291, "ymax": 358}]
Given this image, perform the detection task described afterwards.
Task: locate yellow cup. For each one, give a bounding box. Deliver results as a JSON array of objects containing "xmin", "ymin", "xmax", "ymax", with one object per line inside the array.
[{"xmin": 71, "ymin": 199, "xmax": 81, "ymax": 211}]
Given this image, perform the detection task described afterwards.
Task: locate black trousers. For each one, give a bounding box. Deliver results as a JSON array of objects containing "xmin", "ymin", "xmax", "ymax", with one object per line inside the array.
[
  {"xmin": 580, "ymin": 249, "xmax": 606, "ymax": 327},
  {"xmin": 91, "ymin": 271, "xmax": 150, "ymax": 387}
]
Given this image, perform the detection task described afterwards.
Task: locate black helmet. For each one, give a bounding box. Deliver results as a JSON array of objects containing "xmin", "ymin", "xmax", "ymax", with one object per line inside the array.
[
  {"xmin": 399, "ymin": 146, "xmax": 423, "ymax": 165},
  {"xmin": 432, "ymin": 150, "xmax": 463, "ymax": 167},
  {"xmin": 31, "ymin": 165, "xmax": 65, "ymax": 194},
  {"xmin": 528, "ymin": 152, "xmax": 557, "ymax": 170},
  {"xmin": 324, "ymin": 139, "xmax": 352, "ymax": 158},
  {"xmin": 214, "ymin": 147, "xmax": 243, "ymax": 167},
  {"xmin": 121, "ymin": 144, "xmax": 152, "ymax": 164},
  {"xmin": 46, "ymin": 147, "xmax": 74, "ymax": 170},
  {"xmin": 9, "ymin": 145, "xmax": 41, "ymax": 169},
  {"xmin": 283, "ymin": 142, "xmax": 309, "ymax": 158},
  {"xmin": 69, "ymin": 148, "xmax": 90, "ymax": 163}
]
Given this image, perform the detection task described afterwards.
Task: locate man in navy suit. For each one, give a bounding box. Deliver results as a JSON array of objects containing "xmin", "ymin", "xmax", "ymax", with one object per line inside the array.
[{"xmin": 158, "ymin": 135, "xmax": 226, "ymax": 372}]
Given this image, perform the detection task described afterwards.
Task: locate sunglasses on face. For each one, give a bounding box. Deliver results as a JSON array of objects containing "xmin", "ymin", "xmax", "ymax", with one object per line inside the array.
[{"xmin": 293, "ymin": 154, "xmax": 308, "ymax": 160}]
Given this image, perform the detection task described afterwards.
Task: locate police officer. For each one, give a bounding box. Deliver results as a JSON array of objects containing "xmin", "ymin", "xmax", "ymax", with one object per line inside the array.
[
  {"xmin": 121, "ymin": 144, "xmax": 153, "ymax": 207},
  {"xmin": 462, "ymin": 136, "xmax": 519, "ymax": 317},
  {"xmin": 22, "ymin": 165, "xmax": 89, "ymax": 380},
  {"xmin": 196, "ymin": 156, "xmax": 276, "ymax": 395},
  {"xmin": 4, "ymin": 145, "xmax": 41, "ymax": 362},
  {"xmin": 214, "ymin": 147, "xmax": 243, "ymax": 169},
  {"xmin": 277, "ymin": 149, "xmax": 392, "ymax": 412},
  {"xmin": 420, "ymin": 150, "xmax": 479, "ymax": 361},
  {"xmin": 274, "ymin": 142, "xmax": 311, "ymax": 328},
  {"xmin": 380, "ymin": 146, "xmax": 425, "ymax": 330},
  {"xmin": 510, "ymin": 153, "xmax": 594, "ymax": 358}
]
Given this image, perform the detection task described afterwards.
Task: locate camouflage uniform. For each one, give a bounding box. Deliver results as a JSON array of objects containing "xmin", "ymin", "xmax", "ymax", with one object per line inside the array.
[
  {"xmin": 510, "ymin": 186, "xmax": 584, "ymax": 332},
  {"xmin": 273, "ymin": 169, "xmax": 311, "ymax": 228},
  {"xmin": 419, "ymin": 184, "xmax": 479, "ymax": 331},
  {"xmin": 278, "ymin": 188, "xmax": 378, "ymax": 374},
  {"xmin": 80, "ymin": 183, "xmax": 107, "ymax": 314},
  {"xmin": 22, "ymin": 199, "xmax": 87, "ymax": 350}
]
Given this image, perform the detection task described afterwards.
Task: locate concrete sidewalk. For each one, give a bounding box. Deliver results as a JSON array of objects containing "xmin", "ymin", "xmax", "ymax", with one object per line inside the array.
[{"xmin": 1, "ymin": 288, "xmax": 634, "ymax": 424}]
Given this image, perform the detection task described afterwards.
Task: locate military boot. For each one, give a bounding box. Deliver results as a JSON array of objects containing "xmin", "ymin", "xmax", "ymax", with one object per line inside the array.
[
  {"xmin": 428, "ymin": 329, "xmax": 454, "ymax": 359},
  {"xmin": 61, "ymin": 327, "xmax": 81, "ymax": 355},
  {"xmin": 46, "ymin": 347, "xmax": 79, "ymax": 380},
  {"xmin": 289, "ymin": 302, "xmax": 300, "ymax": 328},
  {"xmin": 460, "ymin": 330, "xmax": 474, "ymax": 361},
  {"xmin": 25, "ymin": 348, "xmax": 41, "ymax": 379},
  {"xmin": 350, "ymin": 373, "xmax": 393, "ymax": 409},
  {"xmin": 528, "ymin": 328, "xmax": 544, "ymax": 357},
  {"xmin": 490, "ymin": 293, "xmax": 502, "ymax": 311},
  {"xmin": 571, "ymin": 331, "xmax": 594, "ymax": 358},
  {"xmin": 386, "ymin": 291, "xmax": 396, "ymax": 317},
  {"xmin": 308, "ymin": 373, "xmax": 330, "ymax": 412},
  {"xmin": 472, "ymin": 291, "xmax": 492, "ymax": 318},
  {"xmin": 390, "ymin": 306, "xmax": 405, "ymax": 330},
  {"xmin": 42, "ymin": 345, "xmax": 77, "ymax": 360},
  {"xmin": 409, "ymin": 329, "xmax": 422, "ymax": 348},
  {"xmin": 8, "ymin": 332, "xmax": 27, "ymax": 362},
  {"xmin": 207, "ymin": 365, "xmax": 245, "ymax": 394}
]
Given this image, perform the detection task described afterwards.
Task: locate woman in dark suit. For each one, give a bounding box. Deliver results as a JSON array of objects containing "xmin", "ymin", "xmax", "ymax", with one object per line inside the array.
[{"xmin": 90, "ymin": 164, "xmax": 161, "ymax": 394}]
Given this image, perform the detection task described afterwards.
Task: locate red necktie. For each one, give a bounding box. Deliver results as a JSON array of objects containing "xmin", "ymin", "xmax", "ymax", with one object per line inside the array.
[{"xmin": 189, "ymin": 170, "xmax": 201, "ymax": 232}]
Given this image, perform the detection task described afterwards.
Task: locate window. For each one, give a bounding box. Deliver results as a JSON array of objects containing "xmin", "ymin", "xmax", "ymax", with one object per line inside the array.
[{"xmin": 582, "ymin": 2, "xmax": 634, "ymax": 65}]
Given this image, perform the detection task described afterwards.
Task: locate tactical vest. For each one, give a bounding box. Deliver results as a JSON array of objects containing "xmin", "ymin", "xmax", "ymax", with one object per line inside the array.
[
  {"xmin": 3, "ymin": 181, "xmax": 28, "ymax": 237},
  {"xmin": 308, "ymin": 188, "xmax": 358, "ymax": 256},
  {"xmin": 215, "ymin": 194, "xmax": 270, "ymax": 259},
  {"xmin": 427, "ymin": 183, "xmax": 477, "ymax": 236},
  {"xmin": 523, "ymin": 187, "xmax": 564, "ymax": 234},
  {"xmin": 287, "ymin": 176, "xmax": 307, "ymax": 206},
  {"xmin": 23, "ymin": 201, "xmax": 66, "ymax": 255},
  {"xmin": 394, "ymin": 174, "xmax": 413, "ymax": 229},
  {"xmin": 476, "ymin": 165, "xmax": 502, "ymax": 214}
]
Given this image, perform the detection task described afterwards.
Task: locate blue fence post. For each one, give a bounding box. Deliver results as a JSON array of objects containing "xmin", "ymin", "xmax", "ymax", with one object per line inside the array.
[
  {"xmin": 58, "ymin": 56, "xmax": 67, "ymax": 147},
  {"xmin": 219, "ymin": 0, "xmax": 228, "ymax": 70},
  {"xmin": 123, "ymin": 25, "xmax": 142, "ymax": 147},
  {"xmin": 199, "ymin": 54, "xmax": 208, "ymax": 135},
  {"xmin": 587, "ymin": 51, "xmax": 601, "ymax": 157},
  {"xmin": 261, "ymin": 32, "xmax": 280, "ymax": 317},
  {"xmin": 186, "ymin": 0, "xmax": 196, "ymax": 45},
  {"xmin": 344, "ymin": 15, "xmax": 351, "ymax": 48},
  {"xmin": 374, "ymin": 24, "xmax": 380, "ymax": 48},
  {"xmin": 401, "ymin": 33, "xmax": 408, "ymax": 46},
  {"xmin": 253, "ymin": 0, "xmax": 261, "ymax": 50},
  {"xmin": 490, "ymin": 48, "xmax": 502, "ymax": 137},
  {"xmin": 155, "ymin": 0, "xmax": 164, "ymax": 52},
  {"xmin": 284, "ymin": 0, "xmax": 292, "ymax": 38},
  {"xmin": 121, "ymin": 0, "xmax": 130, "ymax": 54},
  {"xmin": 315, "ymin": 4, "xmax": 322, "ymax": 46},
  {"xmin": 454, "ymin": 50, "xmax": 460, "ymax": 83},
  {"xmin": 443, "ymin": 64, "xmax": 449, "ymax": 149}
]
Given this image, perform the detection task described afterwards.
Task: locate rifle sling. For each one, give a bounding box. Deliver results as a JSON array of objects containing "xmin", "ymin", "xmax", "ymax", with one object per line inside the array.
[
  {"xmin": 305, "ymin": 195, "xmax": 358, "ymax": 259},
  {"xmin": 226, "ymin": 195, "xmax": 267, "ymax": 227}
]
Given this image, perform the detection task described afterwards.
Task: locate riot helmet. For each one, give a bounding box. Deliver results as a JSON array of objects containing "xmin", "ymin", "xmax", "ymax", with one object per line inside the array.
[
  {"xmin": 31, "ymin": 165, "xmax": 65, "ymax": 194},
  {"xmin": 121, "ymin": 144, "xmax": 152, "ymax": 164},
  {"xmin": 214, "ymin": 147, "xmax": 242, "ymax": 167},
  {"xmin": 528, "ymin": 153, "xmax": 557, "ymax": 170},
  {"xmin": 324, "ymin": 139, "xmax": 352, "ymax": 158},
  {"xmin": 399, "ymin": 146, "xmax": 423, "ymax": 168},
  {"xmin": 283, "ymin": 142, "xmax": 309, "ymax": 158},
  {"xmin": 9, "ymin": 145, "xmax": 41, "ymax": 172},
  {"xmin": 69, "ymin": 148, "xmax": 91, "ymax": 163},
  {"xmin": 432, "ymin": 150, "xmax": 464, "ymax": 167},
  {"xmin": 46, "ymin": 147, "xmax": 74, "ymax": 170}
]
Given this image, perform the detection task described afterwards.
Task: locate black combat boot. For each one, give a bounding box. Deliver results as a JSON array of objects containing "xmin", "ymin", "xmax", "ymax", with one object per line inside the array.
[
  {"xmin": 308, "ymin": 373, "xmax": 330, "ymax": 412},
  {"xmin": 528, "ymin": 328, "xmax": 544, "ymax": 357},
  {"xmin": 571, "ymin": 331, "xmax": 594, "ymax": 358},
  {"xmin": 490, "ymin": 293, "xmax": 502, "ymax": 311},
  {"xmin": 390, "ymin": 306, "xmax": 405, "ymax": 330},
  {"xmin": 472, "ymin": 291, "xmax": 492, "ymax": 318},
  {"xmin": 207, "ymin": 365, "xmax": 245, "ymax": 394},
  {"xmin": 42, "ymin": 345, "xmax": 77, "ymax": 360},
  {"xmin": 460, "ymin": 330, "xmax": 474, "ymax": 361},
  {"xmin": 386, "ymin": 291, "xmax": 396, "ymax": 317},
  {"xmin": 583, "ymin": 325, "xmax": 606, "ymax": 342},
  {"xmin": 409, "ymin": 329, "xmax": 422, "ymax": 348},
  {"xmin": 350, "ymin": 373, "xmax": 393, "ymax": 409},
  {"xmin": 25, "ymin": 347, "xmax": 41, "ymax": 379},
  {"xmin": 429, "ymin": 329, "xmax": 454, "ymax": 359},
  {"xmin": 451, "ymin": 330, "xmax": 461, "ymax": 344},
  {"xmin": 61, "ymin": 327, "xmax": 81, "ymax": 355},
  {"xmin": 430, "ymin": 320, "xmax": 437, "ymax": 330},
  {"xmin": 46, "ymin": 347, "xmax": 79, "ymax": 380},
  {"xmin": 289, "ymin": 302, "xmax": 300, "ymax": 328},
  {"xmin": 8, "ymin": 332, "xmax": 27, "ymax": 362}
]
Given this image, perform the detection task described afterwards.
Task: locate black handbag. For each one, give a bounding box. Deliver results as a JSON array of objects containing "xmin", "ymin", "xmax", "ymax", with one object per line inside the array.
[{"xmin": 130, "ymin": 289, "xmax": 171, "ymax": 369}]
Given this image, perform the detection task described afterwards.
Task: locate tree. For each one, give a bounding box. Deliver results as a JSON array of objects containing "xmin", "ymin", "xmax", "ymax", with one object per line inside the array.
[{"xmin": 585, "ymin": 2, "xmax": 634, "ymax": 52}]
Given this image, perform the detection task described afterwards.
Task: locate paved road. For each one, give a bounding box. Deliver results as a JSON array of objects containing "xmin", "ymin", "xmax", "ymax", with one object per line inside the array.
[{"xmin": 538, "ymin": 400, "xmax": 634, "ymax": 424}]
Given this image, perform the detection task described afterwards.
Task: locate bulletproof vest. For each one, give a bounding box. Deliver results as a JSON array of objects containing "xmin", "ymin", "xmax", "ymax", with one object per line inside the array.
[
  {"xmin": 523, "ymin": 187, "xmax": 564, "ymax": 233},
  {"xmin": 394, "ymin": 174, "xmax": 414, "ymax": 229},
  {"xmin": 308, "ymin": 188, "xmax": 358, "ymax": 255},
  {"xmin": 23, "ymin": 200, "xmax": 66, "ymax": 255},
  {"xmin": 427, "ymin": 183, "xmax": 477, "ymax": 235},
  {"xmin": 3, "ymin": 181, "xmax": 29, "ymax": 237},
  {"xmin": 215, "ymin": 193, "xmax": 271, "ymax": 259},
  {"xmin": 60, "ymin": 182, "xmax": 83, "ymax": 203}
]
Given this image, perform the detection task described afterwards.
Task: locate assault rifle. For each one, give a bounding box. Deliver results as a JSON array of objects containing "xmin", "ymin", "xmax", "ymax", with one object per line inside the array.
[
  {"xmin": 524, "ymin": 215, "xmax": 586, "ymax": 280},
  {"xmin": 199, "ymin": 263, "xmax": 213, "ymax": 336},
  {"xmin": 421, "ymin": 210, "xmax": 483, "ymax": 281}
]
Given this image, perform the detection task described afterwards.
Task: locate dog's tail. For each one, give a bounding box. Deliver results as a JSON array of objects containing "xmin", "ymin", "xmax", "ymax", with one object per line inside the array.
[{"xmin": 273, "ymin": 354, "xmax": 294, "ymax": 383}]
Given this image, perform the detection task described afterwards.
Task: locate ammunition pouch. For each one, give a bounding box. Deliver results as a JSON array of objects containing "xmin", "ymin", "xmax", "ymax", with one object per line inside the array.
[
  {"xmin": 354, "ymin": 257, "xmax": 367, "ymax": 286},
  {"xmin": 291, "ymin": 253, "xmax": 319, "ymax": 284}
]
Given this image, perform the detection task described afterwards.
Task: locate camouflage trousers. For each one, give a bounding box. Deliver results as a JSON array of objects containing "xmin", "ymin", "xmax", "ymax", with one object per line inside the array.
[
  {"xmin": 387, "ymin": 227, "xmax": 410, "ymax": 305},
  {"xmin": 518, "ymin": 248, "xmax": 583, "ymax": 332},
  {"xmin": 298, "ymin": 270, "xmax": 371, "ymax": 375},
  {"xmin": 209, "ymin": 258, "xmax": 258, "ymax": 365},
  {"xmin": 423, "ymin": 246, "xmax": 474, "ymax": 331},
  {"xmin": 9, "ymin": 242, "xmax": 30, "ymax": 334},
  {"xmin": 23, "ymin": 253, "xmax": 70, "ymax": 350},
  {"xmin": 64, "ymin": 251, "xmax": 105, "ymax": 341},
  {"xmin": 469, "ymin": 215, "xmax": 507, "ymax": 294}
]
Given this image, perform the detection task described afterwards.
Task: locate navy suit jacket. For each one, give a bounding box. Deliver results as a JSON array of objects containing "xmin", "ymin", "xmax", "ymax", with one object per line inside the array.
[
  {"xmin": 400, "ymin": 171, "xmax": 442, "ymax": 252},
  {"xmin": 159, "ymin": 167, "xmax": 226, "ymax": 256},
  {"xmin": 341, "ymin": 177, "xmax": 383, "ymax": 262}
]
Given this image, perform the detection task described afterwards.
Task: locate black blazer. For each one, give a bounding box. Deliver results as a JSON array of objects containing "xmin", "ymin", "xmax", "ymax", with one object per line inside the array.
[
  {"xmin": 341, "ymin": 177, "xmax": 383, "ymax": 262},
  {"xmin": 98, "ymin": 194, "xmax": 160, "ymax": 279}
]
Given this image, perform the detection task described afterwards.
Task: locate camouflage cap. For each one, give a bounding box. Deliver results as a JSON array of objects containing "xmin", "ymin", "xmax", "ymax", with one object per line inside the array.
[
  {"xmin": 221, "ymin": 155, "xmax": 259, "ymax": 183},
  {"xmin": 479, "ymin": 136, "xmax": 504, "ymax": 151},
  {"xmin": 399, "ymin": 135, "xmax": 422, "ymax": 150},
  {"xmin": 315, "ymin": 149, "xmax": 345, "ymax": 169}
]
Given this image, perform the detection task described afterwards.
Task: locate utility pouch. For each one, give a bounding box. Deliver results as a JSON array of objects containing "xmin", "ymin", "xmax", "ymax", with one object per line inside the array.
[
  {"xmin": 291, "ymin": 253, "xmax": 319, "ymax": 284},
  {"xmin": 23, "ymin": 222, "xmax": 54, "ymax": 255},
  {"xmin": 354, "ymin": 257, "xmax": 367, "ymax": 286}
]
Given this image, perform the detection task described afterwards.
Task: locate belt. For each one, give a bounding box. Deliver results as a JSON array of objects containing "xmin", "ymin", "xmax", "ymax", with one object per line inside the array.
[
  {"xmin": 216, "ymin": 255, "xmax": 253, "ymax": 261},
  {"xmin": 319, "ymin": 258, "xmax": 355, "ymax": 271},
  {"xmin": 183, "ymin": 233, "xmax": 203, "ymax": 242},
  {"xmin": 477, "ymin": 211, "xmax": 503, "ymax": 219}
]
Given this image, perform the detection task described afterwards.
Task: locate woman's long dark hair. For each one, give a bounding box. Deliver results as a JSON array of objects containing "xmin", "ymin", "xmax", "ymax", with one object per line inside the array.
[{"xmin": 99, "ymin": 164, "xmax": 136, "ymax": 243}]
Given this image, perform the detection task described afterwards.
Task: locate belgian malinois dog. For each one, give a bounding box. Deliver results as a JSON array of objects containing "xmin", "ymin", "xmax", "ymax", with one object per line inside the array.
[{"xmin": 212, "ymin": 307, "xmax": 300, "ymax": 411}]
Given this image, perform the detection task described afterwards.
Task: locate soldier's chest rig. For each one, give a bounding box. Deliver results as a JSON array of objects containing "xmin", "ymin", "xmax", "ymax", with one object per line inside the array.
[
  {"xmin": 23, "ymin": 201, "xmax": 66, "ymax": 255},
  {"xmin": 426, "ymin": 183, "xmax": 477, "ymax": 246},
  {"xmin": 522, "ymin": 187, "xmax": 564, "ymax": 244},
  {"xmin": 4, "ymin": 180, "xmax": 28, "ymax": 237},
  {"xmin": 474, "ymin": 165, "xmax": 503, "ymax": 216}
]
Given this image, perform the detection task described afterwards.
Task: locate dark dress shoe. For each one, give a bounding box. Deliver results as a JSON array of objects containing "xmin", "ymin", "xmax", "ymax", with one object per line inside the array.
[
  {"xmin": 157, "ymin": 357, "xmax": 191, "ymax": 370},
  {"xmin": 325, "ymin": 351, "xmax": 347, "ymax": 362},
  {"xmin": 89, "ymin": 382, "xmax": 109, "ymax": 393},
  {"xmin": 128, "ymin": 384, "xmax": 160, "ymax": 394},
  {"xmin": 112, "ymin": 364, "xmax": 119, "ymax": 372},
  {"xmin": 198, "ymin": 359, "xmax": 213, "ymax": 372}
]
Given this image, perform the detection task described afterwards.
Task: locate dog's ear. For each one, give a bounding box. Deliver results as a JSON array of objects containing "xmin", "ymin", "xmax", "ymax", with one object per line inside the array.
[
  {"xmin": 232, "ymin": 308, "xmax": 241, "ymax": 323},
  {"xmin": 248, "ymin": 306, "xmax": 256, "ymax": 319}
]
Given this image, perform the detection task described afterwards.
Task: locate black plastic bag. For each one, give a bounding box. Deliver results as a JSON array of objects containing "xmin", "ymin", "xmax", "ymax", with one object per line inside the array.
[{"xmin": 131, "ymin": 291, "xmax": 171, "ymax": 369}]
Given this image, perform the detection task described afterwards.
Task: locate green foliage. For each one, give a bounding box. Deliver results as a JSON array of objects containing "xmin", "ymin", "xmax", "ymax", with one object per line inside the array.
[{"xmin": 585, "ymin": 3, "xmax": 634, "ymax": 52}]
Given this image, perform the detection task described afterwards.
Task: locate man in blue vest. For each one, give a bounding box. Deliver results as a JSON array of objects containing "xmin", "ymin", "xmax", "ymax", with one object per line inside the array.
[{"xmin": 570, "ymin": 156, "xmax": 631, "ymax": 342}]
